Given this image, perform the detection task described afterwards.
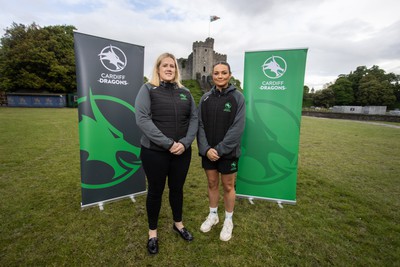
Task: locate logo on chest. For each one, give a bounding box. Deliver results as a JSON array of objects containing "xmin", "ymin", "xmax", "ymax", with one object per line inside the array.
[
  {"xmin": 179, "ymin": 93, "xmax": 188, "ymax": 101},
  {"xmin": 224, "ymin": 102, "xmax": 232, "ymax": 112}
]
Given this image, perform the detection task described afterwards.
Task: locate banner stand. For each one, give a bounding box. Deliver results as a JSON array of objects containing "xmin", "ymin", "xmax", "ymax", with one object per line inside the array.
[
  {"xmin": 236, "ymin": 48, "xmax": 308, "ymax": 205},
  {"xmin": 74, "ymin": 32, "xmax": 146, "ymax": 209},
  {"xmin": 81, "ymin": 191, "xmax": 147, "ymax": 211},
  {"xmin": 237, "ymin": 195, "xmax": 295, "ymax": 208}
]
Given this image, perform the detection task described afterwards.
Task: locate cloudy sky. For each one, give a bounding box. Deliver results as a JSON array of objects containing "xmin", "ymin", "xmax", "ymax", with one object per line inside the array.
[{"xmin": 1, "ymin": 0, "xmax": 399, "ymax": 89}]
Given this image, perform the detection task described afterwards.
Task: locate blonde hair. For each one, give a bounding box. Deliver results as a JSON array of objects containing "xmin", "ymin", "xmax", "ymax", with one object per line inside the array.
[{"xmin": 149, "ymin": 53, "xmax": 183, "ymax": 88}]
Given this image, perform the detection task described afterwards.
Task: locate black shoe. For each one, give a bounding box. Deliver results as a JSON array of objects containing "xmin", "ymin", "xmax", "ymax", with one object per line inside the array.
[
  {"xmin": 147, "ymin": 237, "xmax": 158, "ymax": 255},
  {"xmin": 173, "ymin": 224, "xmax": 194, "ymax": 241}
]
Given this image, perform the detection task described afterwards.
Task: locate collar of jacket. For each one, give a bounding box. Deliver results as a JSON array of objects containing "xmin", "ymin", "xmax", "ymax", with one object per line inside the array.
[
  {"xmin": 211, "ymin": 84, "xmax": 235, "ymax": 95},
  {"xmin": 160, "ymin": 81, "xmax": 178, "ymax": 89}
]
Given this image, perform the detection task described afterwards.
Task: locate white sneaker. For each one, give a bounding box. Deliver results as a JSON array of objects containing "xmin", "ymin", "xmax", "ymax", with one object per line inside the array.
[
  {"xmin": 220, "ymin": 220, "xmax": 233, "ymax": 241},
  {"xmin": 200, "ymin": 214, "xmax": 219, "ymax": 233}
]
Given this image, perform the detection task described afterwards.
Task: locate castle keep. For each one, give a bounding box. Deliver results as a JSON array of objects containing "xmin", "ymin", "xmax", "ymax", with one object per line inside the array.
[{"xmin": 178, "ymin": 38, "xmax": 226, "ymax": 90}]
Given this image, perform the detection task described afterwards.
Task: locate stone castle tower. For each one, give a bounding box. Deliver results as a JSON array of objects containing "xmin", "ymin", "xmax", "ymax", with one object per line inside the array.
[{"xmin": 178, "ymin": 38, "xmax": 226, "ymax": 91}]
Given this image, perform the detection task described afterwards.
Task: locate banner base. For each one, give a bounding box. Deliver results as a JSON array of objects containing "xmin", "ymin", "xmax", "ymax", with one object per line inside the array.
[
  {"xmin": 236, "ymin": 194, "xmax": 296, "ymax": 206},
  {"xmin": 81, "ymin": 191, "xmax": 147, "ymax": 210}
]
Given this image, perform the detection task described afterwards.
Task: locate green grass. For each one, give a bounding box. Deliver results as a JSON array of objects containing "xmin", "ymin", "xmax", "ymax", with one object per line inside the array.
[{"xmin": 1, "ymin": 108, "xmax": 399, "ymax": 266}]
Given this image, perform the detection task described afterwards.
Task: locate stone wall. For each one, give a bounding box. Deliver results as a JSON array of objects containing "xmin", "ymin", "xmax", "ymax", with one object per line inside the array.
[{"xmin": 177, "ymin": 38, "xmax": 226, "ymax": 91}]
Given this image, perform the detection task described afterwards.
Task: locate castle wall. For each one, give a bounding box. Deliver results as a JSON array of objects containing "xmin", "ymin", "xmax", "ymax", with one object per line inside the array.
[
  {"xmin": 178, "ymin": 38, "xmax": 226, "ymax": 88},
  {"xmin": 213, "ymin": 52, "xmax": 227, "ymax": 65},
  {"xmin": 177, "ymin": 56, "xmax": 192, "ymax": 80},
  {"xmin": 192, "ymin": 38, "xmax": 215, "ymax": 80}
]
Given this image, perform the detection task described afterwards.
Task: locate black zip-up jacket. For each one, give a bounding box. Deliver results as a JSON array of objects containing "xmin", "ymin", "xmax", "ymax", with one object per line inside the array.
[
  {"xmin": 197, "ymin": 84, "xmax": 245, "ymax": 159},
  {"xmin": 135, "ymin": 82, "xmax": 198, "ymax": 151}
]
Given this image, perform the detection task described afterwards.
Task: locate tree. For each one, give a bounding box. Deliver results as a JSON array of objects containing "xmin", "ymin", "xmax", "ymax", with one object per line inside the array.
[
  {"xmin": 334, "ymin": 65, "xmax": 400, "ymax": 108},
  {"xmin": 357, "ymin": 75, "xmax": 395, "ymax": 106},
  {"xmin": 385, "ymin": 73, "xmax": 400, "ymax": 108},
  {"xmin": 393, "ymin": 76, "xmax": 400, "ymax": 108},
  {"xmin": 330, "ymin": 77, "xmax": 354, "ymax": 105},
  {"xmin": 303, "ymin": 85, "xmax": 310, "ymax": 94},
  {"xmin": 346, "ymin": 66, "xmax": 368, "ymax": 103},
  {"xmin": 312, "ymin": 87, "xmax": 335, "ymax": 108},
  {"xmin": 230, "ymin": 76, "xmax": 242, "ymax": 91},
  {"xmin": 0, "ymin": 22, "xmax": 77, "ymax": 93},
  {"xmin": 302, "ymin": 85, "xmax": 313, "ymax": 107}
]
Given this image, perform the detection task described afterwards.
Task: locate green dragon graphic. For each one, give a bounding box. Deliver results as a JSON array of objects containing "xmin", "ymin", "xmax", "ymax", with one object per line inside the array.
[
  {"xmin": 238, "ymin": 98, "xmax": 298, "ymax": 185},
  {"xmin": 78, "ymin": 89, "xmax": 141, "ymax": 189}
]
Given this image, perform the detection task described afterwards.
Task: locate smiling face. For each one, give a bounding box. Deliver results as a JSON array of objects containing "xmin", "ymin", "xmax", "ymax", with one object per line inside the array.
[
  {"xmin": 212, "ymin": 63, "xmax": 232, "ymax": 90},
  {"xmin": 158, "ymin": 57, "xmax": 176, "ymax": 82}
]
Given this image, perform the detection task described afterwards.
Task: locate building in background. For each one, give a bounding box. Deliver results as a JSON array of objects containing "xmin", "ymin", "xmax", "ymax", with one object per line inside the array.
[{"xmin": 178, "ymin": 38, "xmax": 226, "ymax": 91}]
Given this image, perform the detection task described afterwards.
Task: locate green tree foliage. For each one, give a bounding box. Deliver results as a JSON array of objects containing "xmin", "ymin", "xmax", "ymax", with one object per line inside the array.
[
  {"xmin": 230, "ymin": 76, "xmax": 242, "ymax": 91},
  {"xmin": 313, "ymin": 87, "xmax": 335, "ymax": 108},
  {"xmin": 330, "ymin": 77, "xmax": 354, "ymax": 105},
  {"xmin": 346, "ymin": 66, "xmax": 368, "ymax": 99},
  {"xmin": 346, "ymin": 65, "xmax": 397, "ymax": 106},
  {"xmin": 0, "ymin": 22, "xmax": 76, "ymax": 93},
  {"xmin": 393, "ymin": 75, "xmax": 400, "ymax": 108},
  {"xmin": 302, "ymin": 85, "xmax": 313, "ymax": 107},
  {"xmin": 303, "ymin": 85, "xmax": 310, "ymax": 94},
  {"xmin": 357, "ymin": 75, "xmax": 395, "ymax": 106},
  {"xmin": 310, "ymin": 65, "xmax": 399, "ymax": 108}
]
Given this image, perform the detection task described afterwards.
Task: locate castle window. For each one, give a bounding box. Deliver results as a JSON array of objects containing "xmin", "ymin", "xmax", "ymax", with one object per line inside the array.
[
  {"xmin": 203, "ymin": 66, "xmax": 206, "ymax": 72},
  {"xmin": 205, "ymin": 49, "xmax": 207, "ymax": 52}
]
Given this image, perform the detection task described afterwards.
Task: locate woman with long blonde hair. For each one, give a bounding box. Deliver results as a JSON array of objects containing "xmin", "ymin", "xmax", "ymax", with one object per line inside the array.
[{"xmin": 135, "ymin": 53, "xmax": 198, "ymax": 254}]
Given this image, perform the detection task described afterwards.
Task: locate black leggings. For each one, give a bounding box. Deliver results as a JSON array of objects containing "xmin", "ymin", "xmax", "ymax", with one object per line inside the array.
[{"xmin": 140, "ymin": 146, "xmax": 192, "ymax": 230}]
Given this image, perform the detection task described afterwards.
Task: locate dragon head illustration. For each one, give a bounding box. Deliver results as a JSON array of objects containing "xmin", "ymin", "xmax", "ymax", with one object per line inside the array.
[
  {"xmin": 79, "ymin": 89, "xmax": 141, "ymax": 189},
  {"xmin": 262, "ymin": 56, "xmax": 285, "ymax": 78},
  {"xmin": 98, "ymin": 45, "xmax": 126, "ymax": 71},
  {"xmin": 238, "ymin": 98, "xmax": 299, "ymax": 185}
]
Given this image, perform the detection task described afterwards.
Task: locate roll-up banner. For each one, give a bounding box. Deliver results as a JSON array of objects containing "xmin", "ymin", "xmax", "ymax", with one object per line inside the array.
[
  {"xmin": 237, "ymin": 48, "xmax": 308, "ymax": 204},
  {"xmin": 74, "ymin": 32, "xmax": 146, "ymax": 208}
]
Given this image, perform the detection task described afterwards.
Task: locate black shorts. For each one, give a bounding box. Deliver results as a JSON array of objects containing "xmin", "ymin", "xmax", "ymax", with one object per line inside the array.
[{"xmin": 201, "ymin": 156, "xmax": 239, "ymax": 174}]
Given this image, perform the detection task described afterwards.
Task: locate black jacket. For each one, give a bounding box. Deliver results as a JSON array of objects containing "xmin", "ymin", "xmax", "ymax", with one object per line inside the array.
[
  {"xmin": 197, "ymin": 84, "xmax": 245, "ymax": 158},
  {"xmin": 135, "ymin": 82, "xmax": 198, "ymax": 151}
]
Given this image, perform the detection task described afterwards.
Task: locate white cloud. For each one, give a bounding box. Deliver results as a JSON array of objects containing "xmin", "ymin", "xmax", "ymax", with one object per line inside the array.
[{"xmin": 1, "ymin": 0, "xmax": 399, "ymax": 90}]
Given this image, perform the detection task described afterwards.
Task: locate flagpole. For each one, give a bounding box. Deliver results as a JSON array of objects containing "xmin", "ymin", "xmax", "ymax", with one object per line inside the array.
[{"xmin": 209, "ymin": 15, "xmax": 220, "ymax": 38}]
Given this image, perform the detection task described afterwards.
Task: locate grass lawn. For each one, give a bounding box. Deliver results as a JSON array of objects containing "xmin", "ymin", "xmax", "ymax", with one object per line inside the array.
[{"xmin": 0, "ymin": 108, "xmax": 399, "ymax": 266}]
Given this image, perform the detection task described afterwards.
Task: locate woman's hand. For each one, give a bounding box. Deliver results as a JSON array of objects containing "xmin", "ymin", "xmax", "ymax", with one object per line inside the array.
[
  {"xmin": 206, "ymin": 148, "xmax": 220, "ymax": 161},
  {"xmin": 169, "ymin": 142, "xmax": 185, "ymax": 155}
]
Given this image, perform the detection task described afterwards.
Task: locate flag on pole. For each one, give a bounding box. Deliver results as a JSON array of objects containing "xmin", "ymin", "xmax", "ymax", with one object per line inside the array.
[{"xmin": 210, "ymin": 15, "xmax": 220, "ymax": 22}]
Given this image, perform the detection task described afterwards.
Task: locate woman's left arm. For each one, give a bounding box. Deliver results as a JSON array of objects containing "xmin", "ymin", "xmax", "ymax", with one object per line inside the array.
[
  {"xmin": 214, "ymin": 92, "xmax": 246, "ymax": 156},
  {"xmin": 178, "ymin": 93, "xmax": 198, "ymax": 149}
]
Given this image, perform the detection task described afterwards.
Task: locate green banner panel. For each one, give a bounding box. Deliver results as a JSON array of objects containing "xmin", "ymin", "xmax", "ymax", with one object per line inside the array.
[
  {"xmin": 74, "ymin": 32, "xmax": 146, "ymax": 208},
  {"xmin": 237, "ymin": 48, "xmax": 308, "ymax": 204}
]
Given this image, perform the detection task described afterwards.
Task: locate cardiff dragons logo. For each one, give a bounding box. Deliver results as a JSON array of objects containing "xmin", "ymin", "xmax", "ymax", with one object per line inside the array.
[
  {"xmin": 262, "ymin": 56, "xmax": 287, "ymax": 79},
  {"xmin": 99, "ymin": 45, "xmax": 127, "ymax": 72},
  {"xmin": 78, "ymin": 89, "xmax": 141, "ymax": 189}
]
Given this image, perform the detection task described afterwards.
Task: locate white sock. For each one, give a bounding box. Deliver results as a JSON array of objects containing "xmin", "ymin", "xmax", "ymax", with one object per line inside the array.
[
  {"xmin": 225, "ymin": 211, "xmax": 233, "ymax": 221},
  {"xmin": 210, "ymin": 207, "xmax": 218, "ymax": 216}
]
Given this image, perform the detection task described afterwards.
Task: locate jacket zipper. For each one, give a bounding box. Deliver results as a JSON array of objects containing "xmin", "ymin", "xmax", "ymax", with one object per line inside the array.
[
  {"xmin": 171, "ymin": 88, "xmax": 178, "ymax": 141},
  {"xmin": 211, "ymin": 92, "xmax": 220, "ymax": 146}
]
